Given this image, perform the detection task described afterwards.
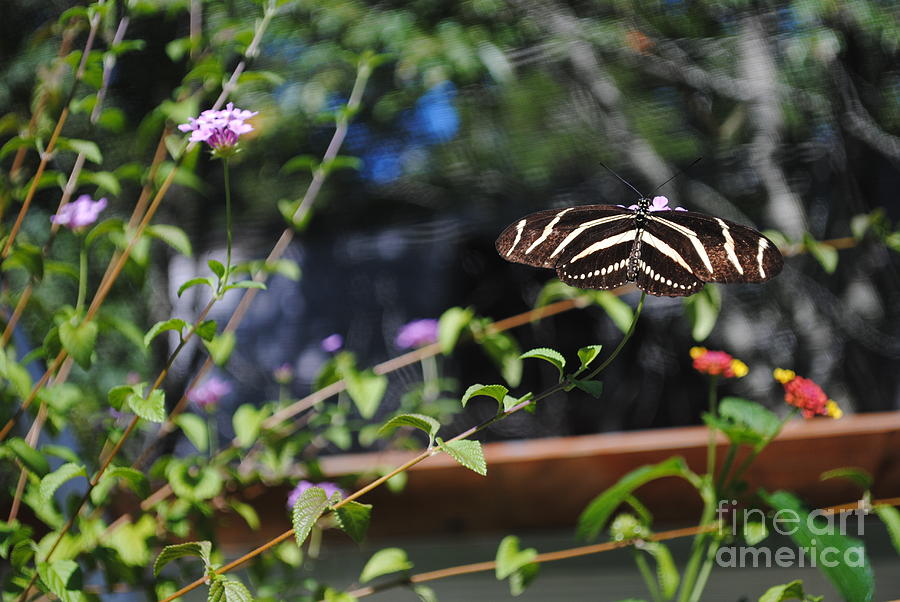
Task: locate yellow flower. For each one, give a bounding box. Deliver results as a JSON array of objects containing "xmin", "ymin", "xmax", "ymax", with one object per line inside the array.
[
  {"xmin": 773, "ymin": 368, "xmax": 796, "ymax": 384},
  {"xmin": 826, "ymin": 400, "xmax": 843, "ymax": 419}
]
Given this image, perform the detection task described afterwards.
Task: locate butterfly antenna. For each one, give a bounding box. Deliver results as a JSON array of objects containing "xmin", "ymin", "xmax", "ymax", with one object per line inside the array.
[
  {"xmin": 596, "ymin": 159, "xmax": 644, "ymax": 199},
  {"xmin": 651, "ymin": 157, "xmax": 702, "ymax": 195}
]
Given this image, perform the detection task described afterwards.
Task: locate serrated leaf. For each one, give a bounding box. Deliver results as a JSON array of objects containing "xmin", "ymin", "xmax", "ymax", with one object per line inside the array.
[
  {"xmin": 758, "ymin": 579, "xmax": 821, "ymax": 602},
  {"xmin": 292, "ymin": 487, "xmax": 330, "ymax": 548},
  {"xmin": 710, "ymin": 398, "xmax": 783, "ymax": 450},
  {"xmin": 519, "ymin": 347, "xmax": 565, "ymax": 381},
  {"xmin": 359, "ymin": 548, "xmax": 413, "ymax": 584},
  {"xmin": 59, "ymin": 318, "xmax": 98, "ymax": 369},
  {"xmin": 438, "ymin": 306, "xmax": 474, "ymax": 354},
  {"xmin": 144, "ymin": 318, "xmax": 187, "ymax": 347},
  {"xmin": 820, "ymin": 467, "xmax": 873, "ymax": 491},
  {"xmin": 153, "ymin": 541, "xmax": 212, "ymax": 576},
  {"xmin": 335, "ymin": 501, "xmax": 372, "ymax": 544},
  {"xmin": 874, "ymin": 505, "xmax": 900, "ymax": 556},
  {"xmin": 208, "ymin": 577, "xmax": 253, "ymax": 602},
  {"xmin": 6, "ymin": 438, "xmax": 50, "ymax": 476},
  {"xmin": 760, "ymin": 490, "xmax": 873, "ymax": 602},
  {"xmin": 642, "ymin": 542, "xmax": 679, "ymax": 599},
  {"xmin": 460, "ymin": 384, "xmax": 509, "ymax": 408},
  {"xmin": 146, "ymin": 224, "xmax": 192, "ymax": 257},
  {"xmin": 438, "ymin": 439, "xmax": 487, "ymax": 476},
  {"xmin": 204, "ymin": 332, "xmax": 236, "ymax": 366},
  {"xmin": 495, "ymin": 536, "xmax": 537, "ymax": 580},
  {"xmin": 572, "ymin": 379, "xmax": 603, "ymax": 398},
  {"xmin": 39, "ymin": 463, "xmax": 87, "ymax": 502},
  {"xmin": 128, "ymin": 388, "xmax": 166, "ymax": 423},
  {"xmin": 233, "ymin": 404, "xmax": 265, "ymax": 448},
  {"xmin": 379, "ymin": 413, "xmax": 440, "ymax": 447},
  {"xmin": 592, "ymin": 291, "xmax": 633, "ymax": 333},
  {"xmin": 37, "ymin": 559, "xmax": 85, "ymax": 602},
  {"xmin": 108, "ymin": 383, "xmax": 138, "ymax": 411},
  {"xmin": 176, "ymin": 413, "xmax": 208, "ymax": 452},
  {"xmin": 576, "ymin": 345, "xmax": 603, "ymax": 372}
]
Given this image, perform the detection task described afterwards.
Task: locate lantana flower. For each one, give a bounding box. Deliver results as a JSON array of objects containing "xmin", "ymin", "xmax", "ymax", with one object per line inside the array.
[
  {"xmin": 321, "ymin": 334, "xmax": 343, "ymax": 353},
  {"xmin": 187, "ymin": 376, "xmax": 231, "ymax": 409},
  {"xmin": 51, "ymin": 194, "xmax": 107, "ymax": 231},
  {"xmin": 178, "ymin": 102, "xmax": 257, "ymax": 155},
  {"xmin": 286, "ymin": 480, "xmax": 344, "ymax": 508},
  {"xmin": 690, "ymin": 347, "xmax": 749, "ymax": 378},
  {"xmin": 773, "ymin": 369, "xmax": 842, "ymax": 419},
  {"xmin": 621, "ymin": 196, "xmax": 688, "ymax": 212},
  {"xmin": 395, "ymin": 319, "xmax": 439, "ymax": 349}
]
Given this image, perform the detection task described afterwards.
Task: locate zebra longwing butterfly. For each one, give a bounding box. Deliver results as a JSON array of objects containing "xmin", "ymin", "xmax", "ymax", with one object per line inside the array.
[{"xmin": 495, "ymin": 195, "xmax": 783, "ymax": 297}]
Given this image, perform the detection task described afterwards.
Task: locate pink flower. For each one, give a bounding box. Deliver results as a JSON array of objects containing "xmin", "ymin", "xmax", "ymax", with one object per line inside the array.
[
  {"xmin": 178, "ymin": 102, "xmax": 257, "ymax": 152},
  {"xmin": 394, "ymin": 319, "xmax": 439, "ymax": 349},
  {"xmin": 619, "ymin": 196, "xmax": 687, "ymax": 212},
  {"xmin": 273, "ymin": 363, "xmax": 293, "ymax": 384},
  {"xmin": 287, "ymin": 480, "xmax": 344, "ymax": 508},
  {"xmin": 321, "ymin": 334, "xmax": 343, "ymax": 353},
  {"xmin": 187, "ymin": 376, "xmax": 231, "ymax": 409},
  {"xmin": 690, "ymin": 347, "xmax": 748, "ymax": 378},
  {"xmin": 51, "ymin": 195, "xmax": 107, "ymax": 230},
  {"xmin": 773, "ymin": 369, "xmax": 842, "ymax": 419}
]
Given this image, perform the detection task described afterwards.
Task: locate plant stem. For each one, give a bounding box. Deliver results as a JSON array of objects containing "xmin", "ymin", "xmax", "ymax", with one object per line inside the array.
[
  {"xmin": 222, "ymin": 158, "xmax": 233, "ymax": 292},
  {"xmin": 633, "ymin": 549, "xmax": 662, "ymax": 602},
  {"xmin": 687, "ymin": 533, "xmax": 722, "ymax": 602},
  {"xmin": 421, "ymin": 353, "xmax": 438, "ymax": 402},
  {"xmin": 715, "ymin": 443, "xmax": 737, "ymax": 494},
  {"xmin": 705, "ymin": 375, "xmax": 719, "ymax": 478},
  {"xmin": 582, "ymin": 291, "xmax": 646, "ymax": 381},
  {"xmin": 75, "ymin": 238, "xmax": 88, "ymax": 313}
]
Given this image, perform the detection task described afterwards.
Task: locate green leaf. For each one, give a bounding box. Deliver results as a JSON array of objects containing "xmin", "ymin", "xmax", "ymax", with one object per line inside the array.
[
  {"xmin": 438, "ymin": 439, "xmax": 487, "ymax": 476},
  {"xmin": 379, "ymin": 413, "xmax": 440, "ymax": 447},
  {"xmin": 359, "ymin": 547, "xmax": 413, "ymax": 584},
  {"xmin": 534, "ymin": 279, "xmax": 583, "ymax": 307},
  {"xmin": 197, "ymin": 320, "xmax": 218, "ymax": 341},
  {"xmin": 82, "ymin": 170, "xmax": 121, "ymax": 195},
  {"xmin": 804, "ymin": 233, "xmax": 838, "ymax": 274},
  {"xmin": 146, "ymin": 224, "xmax": 193, "ymax": 256},
  {"xmin": 61, "ymin": 138, "xmax": 102, "ymax": 164},
  {"xmin": 178, "ymin": 276, "xmax": 215, "ymax": 296},
  {"xmin": 5, "ymin": 438, "xmax": 50, "ymax": 476},
  {"xmin": 344, "ymin": 368, "xmax": 388, "ymax": 420},
  {"xmin": 225, "ymin": 280, "xmax": 267, "ymax": 291},
  {"xmin": 873, "ymin": 505, "xmax": 900, "ymax": 556},
  {"xmin": 508, "ymin": 561, "xmax": 539, "ymax": 596},
  {"xmin": 479, "ymin": 331, "xmax": 522, "ymax": 387},
  {"xmin": 520, "ymin": 347, "xmax": 565, "ymax": 381},
  {"xmin": 153, "ymin": 541, "xmax": 212, "ymax": 576},
  {"xmin": 335, "ymin": 501, "xmax": 372, "ymax": 544},
  {"xmin": 572, "ymin": 379, "xmax": 603, "ymax": 398},
  {"xmin": 438, "ymin": 306, "xmax": 474, "ymax": 354},
  {"xmin": 743, "ymin": 521, "xmax": 769, "ymax": 546},
  {"xmin": 323, "ymin": 588, "xmax": 358, "ymax": 602},
  {"xmin": 820, "ymin": 468, "xmax": 873, "ymax": 491},
  {"xmin": 292, "ymin": 487, "xmax": 330, "ymax": 548},
  {"xmin": 84, "ymin": 218, "xmax": 124, "ymax": 248},
  {"xmin": 208, "ymin": 259, "xmax": 226, "ymax": 279},
  {"xmin": 709, "ymin": 397, "xmax": 783, "ymax": 449},
  {"xmin": 760, "ymin": 490, "xmax": 873, "ymax": 602},
  {"xmin": 128, "ymin": 389, "xmax": 166, "ymax": 423},
  {"xmin": 108, "ymin": 383, "xmax": 138, "ymax": 411},
  {"xmin": 39, "ymin": 463, "xmax": 87, "ymax": 502},
  {"xmin": 166, "ymin": 460, "xmax": 222, "ymax": 501},
  {"xmin": 176, "ymin": 413, "xmax": 208, "ymax": 452},
  {"xmin": 321, "ymin": 155, "xmax": 362, "ymax": 174},
  {"xmin": 281, "ymin": 154, "xmax": 319, "ymax": 174},
  {"xmin": 37, "ymin": 559, "xmax": 85, "ymax": 602},
  {"xmin": 204, "ymin": 332, "xmax": 236, "ymax": 366},
  {"xmin": 576, "ymin": 345, "xmax": 603, "ymax": 372},
  {"xmin": 59, "ymin": 318, "xmax": 98, "ymax": 369},
  {"xmin": 412, "ymin": 585, "xmax": 438, "ymax": 602},
  {"xmin": 233, "ymin": 404, "xmax": 265, "ymax": 448},
  {"xmin": 683, "ymin": 284, "xmax": 721, "ymax": 341},
  {"xmin": 229, "ymin": 500, "xmax": 260, "ymax": 530},
  {"xmin": 495, "ymin": 535, "xmax": 537, "ymax": 580},
  {"xmin": 3, "ymin": 242, "xmax": 44, "ymax": 280},
  {"xmin": 758, "ymin": 579, "xmax": 822, "ymax": 602},
  {"xmin": 144, "ymin": 318, "xmax": 187, "ymax": 347},
  {"xmin": 642, "ymin": 542, "xmax": 679, "ymax": 599},
  {"xmin": 460, "ymin": 383, "xmax": 509, "ymax": 408},
  {"xmin": 578, "ymin": 457, "xmax": 695, "ymax": 541},
  {"xmin": 592, "ymin": 291, "xmax": 633, "ymax": 333},
  {"xmin": 208, "ymin": 577, "xmax": 254, "ymax": 602},
  {"xmin": 90, "ymin": 466, "xmax": 149, "ymax": 505}
]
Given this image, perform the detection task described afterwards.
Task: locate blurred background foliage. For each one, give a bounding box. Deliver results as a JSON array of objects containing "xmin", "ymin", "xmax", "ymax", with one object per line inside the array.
[{"xmin": 1, "ymin": 0, "xmax": 899, "ymax": 457}]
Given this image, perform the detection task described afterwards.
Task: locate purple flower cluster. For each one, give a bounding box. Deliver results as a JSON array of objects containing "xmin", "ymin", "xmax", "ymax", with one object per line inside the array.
[
  {"xmin": 187, "ymin": 376, "xmax": 231, "ymax": 409},
  {"xmin": 51, "ymin": 195, "xmax": 107, "ymax": 231},
  {"xmin": 286, "ymin": 480, "xmax": 345, "ymax": 508},
  {"xmin": 321, "ymin": 333, "xmax": 343, "ymax": 353},
  {"xmin": 621, "ymin": 196, "xmax": 687, "ymax": 212},
  {"xmin": 178, "ymin": 102, "xmax": 257, "ymax": 152},
  {"xmin": 394, "ymin": 319, "xmax": 439, "ymax": 349}
]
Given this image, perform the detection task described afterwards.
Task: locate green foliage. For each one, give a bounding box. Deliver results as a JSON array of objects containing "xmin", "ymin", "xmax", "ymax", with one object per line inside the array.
[
  {"xmin": 873, "ymin": 505, "xmax": 900, "ymax": 556},
  {"xmin": 495, "ymin": 535, "xmax": 539, "ymax": 596},
  {"xmin": 519, "ymin": 347, "xmax": 565, "ymax": 381},
  {"xmin": 176, "ymin": 413, "xmax": 209, "ymax": 452},
  {"xmin": 144, "ymin": 318, "xmax": 188, "ymax": 347},
  {"xmin": 39, "ymin": 462, "xmax": 87, "ymax": 502},
  {"xmin": 760, "ymin": 490, "xmax": 874, "ymax": 602},
  {"xmin": 204, "ymin": 332, "xmax": 237, "ymax": 366},
  {"xmin": 359, "ymin": 548, "xmax": 413, "ymax": 584},
  {"xmin": 758, "ymin": 579, "xmax": 823, "ymax": 602},
  {"xmin": 576, "ymin": 345, "xmax": 603, "ymax": 373},
  {"xmin": 379, "ymin": 413, "xmax": 440, "ymax": 447},
  {"xmin": 743, "ymin": 521, "xmax": 769, "ymax": 546},
  {"xmin": 37, "ymin": 559, "xmax": 86, "ymax": 602},
  {"xmin": 460, "ymin": 383, "xmax": 509, "ymax": 409},
  {"xmin": 593, "ymin": 291, "xmax": 634, "ymax": 334},
  {"xmin": 803, "ymin": 233, "xmax": 839, "ymax": 274},
  {"xmin": 438, "ymin": 306, "xmax": 474, "ymax": 354},
  {"xmin": 819, "ymin": 467, "xmax": 873, "ymax": 490},
  {"xmin": 4, "ymin": 438, "xmax": 50, "ymax": 476},
  {"xmin": 682, "ymin": 285, "xmax": 721, "ymax": 342},
  {"xmin": 233, "ymin": 404, "xmax": 268, "ymax": 448},
  {"xmin": 335, "ymin": 501, "xmax": 373, "ymax": 544},
  {"xmin": 208, "ymin": 576, "xmax": 254, "ymax": 602},
  {"xmin": 292, "ymin": 487, "xmax": 331, "ymax": 548},
  {"xmin": 437, "ymin": 438, "xmax": 487, "ymax": 476},
  {"xmin": 703, "ymin": 397, "xmax": 782, "ymax": 450},
  {"xmin": 153, "ymin": 541, "xmax": 213, "ymax": 576},
  {"xmin": 59, "ymin": 317, "xmax": 98, "ymax": 369}
]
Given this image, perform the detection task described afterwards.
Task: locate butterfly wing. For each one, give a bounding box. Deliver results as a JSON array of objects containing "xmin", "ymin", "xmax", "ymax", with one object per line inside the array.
[{"xmin": 643, "ymin": 210, "xmax": 783, "ymax": 284}]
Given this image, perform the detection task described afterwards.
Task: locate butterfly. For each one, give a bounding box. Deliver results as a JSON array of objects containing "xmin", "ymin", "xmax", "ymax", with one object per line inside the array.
[{"xmin": 495, "ymin": 195, "xmax": 784, "ymax": 297}]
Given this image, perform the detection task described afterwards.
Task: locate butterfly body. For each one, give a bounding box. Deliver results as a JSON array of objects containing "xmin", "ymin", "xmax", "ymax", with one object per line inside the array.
[{"xmin": 496, "ymin": 196, "xmax": 783, "ymax": 297}]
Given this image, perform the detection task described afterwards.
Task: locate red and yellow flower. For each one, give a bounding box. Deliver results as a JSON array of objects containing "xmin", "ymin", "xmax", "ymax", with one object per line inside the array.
[
  {"xmin": 773, "ymin": 369, "xmax": 842, "ymax": 419},
  {"xmin": 690, "ymin": 347, "xmax": 749, "ymax": 379}
]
